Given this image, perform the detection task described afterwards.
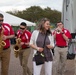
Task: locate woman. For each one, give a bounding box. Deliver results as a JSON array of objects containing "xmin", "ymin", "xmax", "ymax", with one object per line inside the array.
[{"xmin": 29, "ymin": 18, "xmax": 54, "ymax": 75}]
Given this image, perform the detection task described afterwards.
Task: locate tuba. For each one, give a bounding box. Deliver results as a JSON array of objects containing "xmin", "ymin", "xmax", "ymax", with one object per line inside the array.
[
  {"xmin": 14, "ymin": 38, "xmax": 21, "ymax": 58},
  {"xmin": 0, "ymin": 26, "xmax": 6, "ymax": 53}
]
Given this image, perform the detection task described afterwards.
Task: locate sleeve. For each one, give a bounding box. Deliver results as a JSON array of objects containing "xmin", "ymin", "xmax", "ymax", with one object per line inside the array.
[
  {"xmin": 9, "ymin": 25, "xmax": 14, "ymax": 35},
  {"xmin": 52, "ymin": 30, "xmax": 55, "ymax": 35},
  {"xmin": 65, "ymin": 30, "xmax": 72, "ymax": 39},
  {"xmin": 16, "ymin": 30, "xmax": 20, "ymax": 38},
  {"xmin": 29, "ymin": 30, "xmax": 36, "ymax": 45},
  {"xmin": 50, "ymin": 35, "xmax": 55, "ymax": 47},
  {"xmin": 28, "ymin": 31, "xmax": 32, "ymax": 41}
]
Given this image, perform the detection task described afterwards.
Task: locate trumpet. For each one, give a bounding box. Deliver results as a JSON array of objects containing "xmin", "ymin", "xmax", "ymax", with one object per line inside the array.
[
  {"xmin": 14, "ymin": 38, "xmax": 21, "ymax": 58},
  {"xmin": 0, "ymin": 26, "xmax": 6, "ymax": 53}
]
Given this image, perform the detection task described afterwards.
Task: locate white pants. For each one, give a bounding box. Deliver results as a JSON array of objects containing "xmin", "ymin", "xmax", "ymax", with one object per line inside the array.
[{"xmin": 33, "ymin": 61, "xmax": 52, "ymax": 75}]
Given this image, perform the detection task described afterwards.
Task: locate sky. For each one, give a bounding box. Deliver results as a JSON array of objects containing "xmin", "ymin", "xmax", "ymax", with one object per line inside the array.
[{"xmin": 0, "ymin": 0, "xmax": 63, "ymax": 12}]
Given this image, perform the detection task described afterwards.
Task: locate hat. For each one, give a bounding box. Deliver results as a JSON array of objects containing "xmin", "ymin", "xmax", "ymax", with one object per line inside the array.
[{"xmin": 20, "ymin": 22, "xmax": 27, "ymax": 26}]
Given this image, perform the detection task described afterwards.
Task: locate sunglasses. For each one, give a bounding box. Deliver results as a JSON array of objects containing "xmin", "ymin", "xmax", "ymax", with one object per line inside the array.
[
  {"xmin": 20, "ymin": 27, "xmax": 25, "ymax": 30},
  {"xmin": 0, "ymin": 19, "xmax": 3, "ymax": 22}
]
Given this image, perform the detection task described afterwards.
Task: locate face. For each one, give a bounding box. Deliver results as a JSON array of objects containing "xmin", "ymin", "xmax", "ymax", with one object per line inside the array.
[
  {"xmin": 0, "ymin": 17, "xmax": 3, "ymax": 24},
  {"xmin": 0, "ymin": 17, "xmax": 3, "ymax": 29},
  {"xmin": 44, "ymin": 21, "xmax": 50, "ymax": 30},
  {"xmin": 57, "ymin": 22, "xmax": 64, "ymax": 29},
  {"xmin": 20, "ymin": 25, "xmax": 26, "ymax": 32}
]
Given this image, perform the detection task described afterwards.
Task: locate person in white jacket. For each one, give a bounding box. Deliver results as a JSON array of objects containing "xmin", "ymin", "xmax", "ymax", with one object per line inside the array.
[{"xmin": 29, "ymin": 18, "xmax": 54, "ymax": 75}]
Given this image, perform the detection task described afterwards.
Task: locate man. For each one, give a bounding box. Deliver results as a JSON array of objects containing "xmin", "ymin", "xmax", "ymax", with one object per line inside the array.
[
  {"xmin": 16, "ymin": 22, "xmax": 32, "ymax": 75},
  {"xmin": 53, "ymin": 22, "xmax": 71, "ymax": 75},
  {"xmin": 0, "ymin": 13, "xmax": 14, "ymax": 75}
]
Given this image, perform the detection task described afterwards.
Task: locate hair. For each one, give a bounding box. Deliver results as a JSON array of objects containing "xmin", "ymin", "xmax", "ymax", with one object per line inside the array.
[
  {"xmin": 57, "ymin": 21, "xmax": 63, "ymax": 24},
  {"xmin": 20, "ymin": 22, "xmax": 27, "ymax": 26},
  {"xmin": 37, "ymin": 18, "xmax": 52, "ymax": 35},
  {"xmin": 0, "ymin": 13, "xmax": 4, "ymax": 18}
]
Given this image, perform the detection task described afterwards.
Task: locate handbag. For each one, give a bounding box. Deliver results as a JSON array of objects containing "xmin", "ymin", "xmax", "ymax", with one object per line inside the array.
[
  {"xmin": 67, "ymin": 39, "xmax": 75, "ymax": 60},
  {"xmin": 34, "ymin": 51, "xmax": 45, "ymax": 65},
  {"xmin": 34, "ymin": 33, "xmax": 47, "ymax": 65},
  {"xmin": 67, "ymin": 53, "xmax": 75, "ymax": 60}
]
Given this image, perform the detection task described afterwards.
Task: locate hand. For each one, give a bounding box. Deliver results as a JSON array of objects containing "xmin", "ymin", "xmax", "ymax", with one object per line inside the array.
[
  {"xmin": 55, "ymin": 27, "xmax": 62, "ymax": 33},
  {"xmin": 38, "ymin": 47, "xmax": 44, "ymax": 52},
  {"xmin": 21, "ymin": 42, "xmax": 24, "ymax": 45},
  {"xmin": 25, "ymin": 42, "xmax": 29, "ymax": 45},
  {"xmin": 46, "ymin": 45, "xmax": 54, "ymax": 49},
  {"xmin": 2, "ymin": 35, "xmax": 8, "ymax": 40},
  {"xmin": 21, "ymin": 42, "xmax": 29, "ymax": 46},
  {"xmin": 46, "ymin": 45, "xmax": 51, "ymax": 49}
]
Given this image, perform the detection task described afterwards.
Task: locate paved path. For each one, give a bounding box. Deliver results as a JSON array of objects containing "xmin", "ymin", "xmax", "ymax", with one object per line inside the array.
[
  {"xmin": 0, "ymin": 45, "xmax": 75, "ymax": 75},
  {"xmin": 9, "ymin": 45, "xmax": 23, "ymax": 75}
]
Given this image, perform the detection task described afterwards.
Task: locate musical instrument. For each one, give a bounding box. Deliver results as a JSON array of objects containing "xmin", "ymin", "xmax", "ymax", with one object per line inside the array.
[
  {"xmin": 0, "ymin": 26, "xmax": 6, "ymax": 53},
  {"xmin": 14, "ymin": 38, "xmax": 21, "ymax": 58}
]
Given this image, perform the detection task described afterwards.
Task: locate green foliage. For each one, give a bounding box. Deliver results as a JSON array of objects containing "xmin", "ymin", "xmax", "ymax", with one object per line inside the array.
[{"xmin": 6, "ymin": 6, "xmax": 61, "ymax": 25}]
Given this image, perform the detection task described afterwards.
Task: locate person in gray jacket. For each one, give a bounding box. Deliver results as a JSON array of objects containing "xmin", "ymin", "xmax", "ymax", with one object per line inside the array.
[{"xmin": 29, "ymin": 18, "xmax": 54, "ymax": 75}]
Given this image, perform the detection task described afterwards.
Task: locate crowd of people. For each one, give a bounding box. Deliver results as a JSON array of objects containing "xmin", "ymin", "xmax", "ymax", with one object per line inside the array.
[{"xmin": 0, "ymin": 13, "xmax": 73, "ymax": 75}]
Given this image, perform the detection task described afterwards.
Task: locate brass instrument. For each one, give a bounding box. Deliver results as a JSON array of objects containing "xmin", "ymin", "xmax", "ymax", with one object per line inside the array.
[
  {"xmin": 14, "ymin": 38, "xmax": 21, "ymax": 58},
  {"xmin": 0, "ymin": 26, "xmax": 6, "ymax": 53}
]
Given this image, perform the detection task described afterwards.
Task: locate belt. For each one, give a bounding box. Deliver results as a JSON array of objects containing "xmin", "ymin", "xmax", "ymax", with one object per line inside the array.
[
  {"xmin": 56, "ymin": 46, "xmax": 67, "ymax": 48},
  {"xmin": 3, "ymin": 47, "xmax": 10, "ymax": 50}
]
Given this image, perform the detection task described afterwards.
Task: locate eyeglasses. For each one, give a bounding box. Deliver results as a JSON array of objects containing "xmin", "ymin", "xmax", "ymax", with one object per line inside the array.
[
  {"xmin": 0, "ymin": 19, "xmax": 3, "ymax": 22},
  {"xmin": 20, "ymin": 27, "xmax": 25, "ymax": 30}
]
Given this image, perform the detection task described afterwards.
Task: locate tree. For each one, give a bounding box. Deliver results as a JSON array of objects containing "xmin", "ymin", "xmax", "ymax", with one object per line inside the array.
[{"xmin": 6, "ymin": 6, "xmax": 61, "ymax": 24}]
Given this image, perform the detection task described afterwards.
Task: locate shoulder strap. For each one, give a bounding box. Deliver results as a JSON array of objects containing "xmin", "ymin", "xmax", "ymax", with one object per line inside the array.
[
  {"xmin": 43, "ymin": 33, "xmax": 47, "ymax": 48},
  {"xmin": 37, "ymin": 32, "xmax": 47, "ymax": 54}
]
